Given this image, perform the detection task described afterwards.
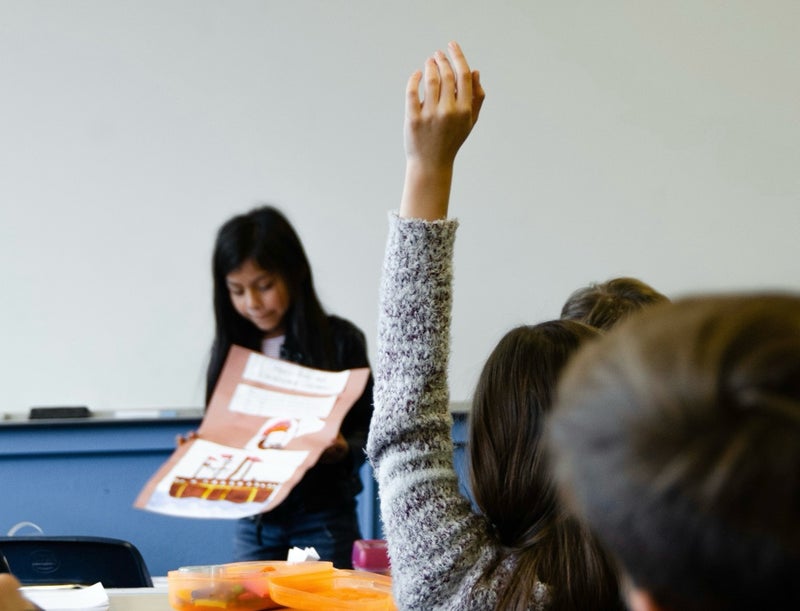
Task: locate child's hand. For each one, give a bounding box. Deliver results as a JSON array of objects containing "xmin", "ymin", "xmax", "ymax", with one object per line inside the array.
[
  {"xmin": 405, "ymin": 41, "xmax": 484, "ymax": 170},
  {"xmin": 0, "ymin": 574, "xmax": 36, "ymax": 611},
  {"xmin": 400, "ymin": 41, "xmax": 485, "ymax": 220},
  {"xmin": 175, "ymin": 430, "xmax": 199, "ymax": 446},
  {"xmin": 319, "ymin": 432, "xmax": 349, "ymax": 464}
]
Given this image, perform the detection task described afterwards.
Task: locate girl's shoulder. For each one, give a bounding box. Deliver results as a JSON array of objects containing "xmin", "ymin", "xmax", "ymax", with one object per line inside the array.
[
  {"xmin": 326, "ymin": 315, "xmax": 370, "ymax": 368},
  {"xmin": 326, "ymin": 314, "xmax": 366, "ymax": 340}
]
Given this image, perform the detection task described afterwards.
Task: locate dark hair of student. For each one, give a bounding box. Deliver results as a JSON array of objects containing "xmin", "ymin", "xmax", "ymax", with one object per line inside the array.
[
  {"xmin": 561, "ymin": 276, "xmax": 668, "ymax": 331},
  {"xmin": 469, "ymin": 320, "xmax": 624, "ymax": 611},
  {"xmin": 548, "ymin": 294, "xmax": 800, "ymax": 611},
  {"xmin": 206, "ymin": 205, "xmax": 332, "ymax": 403}
]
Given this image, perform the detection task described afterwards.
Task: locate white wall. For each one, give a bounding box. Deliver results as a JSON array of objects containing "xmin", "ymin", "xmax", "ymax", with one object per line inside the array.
[{"xmin": 2, "ymin": 0, "xmax": 798, "ymax": 415}]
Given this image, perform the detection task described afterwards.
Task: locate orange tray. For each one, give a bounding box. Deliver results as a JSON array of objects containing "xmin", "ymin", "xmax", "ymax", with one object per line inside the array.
[{"xmin": 268, "ymin": 569, "xmax": 396, "ymax": 611}]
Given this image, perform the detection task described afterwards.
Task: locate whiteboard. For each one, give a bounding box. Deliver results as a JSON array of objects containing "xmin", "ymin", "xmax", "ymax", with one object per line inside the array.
[{"xmin": 2, "ymin": 0, "xmax": 799, "ymax": 415}]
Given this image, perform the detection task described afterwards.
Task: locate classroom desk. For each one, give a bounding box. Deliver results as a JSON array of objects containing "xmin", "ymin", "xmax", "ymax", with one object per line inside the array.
[
  {"xmin": 106, "ymin": 588, "xmax": 302, "ymax": 611},
  {"xmin": 23, "ymin": 582, "xmax": 173, "ymax": 611},
  {"xmin": 107, "ymin": 586, "xmax": 171, "ymax": 611}
]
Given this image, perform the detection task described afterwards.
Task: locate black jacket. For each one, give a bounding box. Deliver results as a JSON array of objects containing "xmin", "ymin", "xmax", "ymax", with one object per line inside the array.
[{"xmin": 276, "ymin": 315, "xmax": 374, "ymax": 512}]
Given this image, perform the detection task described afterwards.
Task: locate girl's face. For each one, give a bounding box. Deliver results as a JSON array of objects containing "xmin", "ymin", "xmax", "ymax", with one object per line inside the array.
[{"xmin": 226, "ymin": 259, "xmax": 291, "ymax": 338}]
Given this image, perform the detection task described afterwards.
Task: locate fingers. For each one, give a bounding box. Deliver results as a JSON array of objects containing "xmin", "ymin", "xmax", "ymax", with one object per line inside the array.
[
  {"xmin": 405, "ymin": 69, "xmax": 422, "ymax": 120},
  {"xmin": 446, "ymin": 41, "xmax": 472, "ymax": 110},
  {"xmin": 411, "ymin": 41, "xmax": 476, "ymax": 115},
  {"xmin": 423, "ymin": 55, "xmax": 441, "ymax": 110},
  {"xmin": 433, "ymin": 50, "xmax": 456, "ymax": 106},
  {"xmin": 175, "ymin": 430, "xmax": 199, "ymax": 446},
  {"xmin": 402, "ymin": 40, "xmax": 482, "ymax": 171},
  {"xmin": 472, "ymin": 70, "xmax": 486, "ymax": 125}
]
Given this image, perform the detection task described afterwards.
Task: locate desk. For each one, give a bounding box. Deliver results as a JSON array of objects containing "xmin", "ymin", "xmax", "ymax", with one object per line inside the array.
[
  {"xmin": 33, "ymin": 585, "xmax": 368, "ymax": 611},
  {"xmin": 107, "ymin": 587, "xmax": 171, "ymax": 611}
]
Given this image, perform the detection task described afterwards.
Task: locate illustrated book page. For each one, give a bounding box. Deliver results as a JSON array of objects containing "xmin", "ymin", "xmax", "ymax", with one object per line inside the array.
[{"xmin": 134, "ymin": 345, "xmax": 370, "ymax": 519}]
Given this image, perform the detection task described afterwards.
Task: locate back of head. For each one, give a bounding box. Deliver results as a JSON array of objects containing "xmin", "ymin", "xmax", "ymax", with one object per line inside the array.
[
  {"xmin": 561, "ymin": 277, "xmax": 668, "ymax": 331},
  {"xmin": 548, "ymin": 294, "xmax": 800, "ymax": 611},
  {"xmin": 470, "ymin": 320, "xmax": 623, "ymax": 610}
]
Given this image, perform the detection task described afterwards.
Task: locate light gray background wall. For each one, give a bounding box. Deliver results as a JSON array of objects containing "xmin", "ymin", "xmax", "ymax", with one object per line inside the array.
[{"xmin": 2, "ymin": 1, "xmax": 798, "ymax": 415}]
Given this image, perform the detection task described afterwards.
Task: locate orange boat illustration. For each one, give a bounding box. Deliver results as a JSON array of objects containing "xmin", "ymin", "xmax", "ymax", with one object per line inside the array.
[{"xmin": 169, "ymin": 454, "xmax": 278, "ymax": 503}]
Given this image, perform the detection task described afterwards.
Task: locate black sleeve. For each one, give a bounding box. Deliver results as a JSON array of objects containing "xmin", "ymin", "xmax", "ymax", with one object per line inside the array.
[{"xmin": 330, "ymin": 317, "xmax": 374, "ymax": 472}]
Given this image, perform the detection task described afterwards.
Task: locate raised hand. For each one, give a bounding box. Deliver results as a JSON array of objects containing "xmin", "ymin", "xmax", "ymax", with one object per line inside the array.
[{"xmin": 400, "ymin": 41, "xmax": 485, "ymax": 220}]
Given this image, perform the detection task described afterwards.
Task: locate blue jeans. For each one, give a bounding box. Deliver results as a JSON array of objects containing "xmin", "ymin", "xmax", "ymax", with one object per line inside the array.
[{"xmin": 233, "ymin": 499, "xmax": 361, "ymax": 569}]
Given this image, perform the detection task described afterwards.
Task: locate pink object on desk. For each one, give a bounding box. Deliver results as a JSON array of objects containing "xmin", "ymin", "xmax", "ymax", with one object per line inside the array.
[{"xmin": 351, "ymin": 539, "xmax": 391, "ymax": 575}]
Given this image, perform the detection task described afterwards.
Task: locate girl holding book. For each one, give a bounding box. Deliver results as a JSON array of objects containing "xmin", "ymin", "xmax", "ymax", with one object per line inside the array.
[{"xmin": 207, "ymin": 205, "xmax": 374, "ymax": 569}]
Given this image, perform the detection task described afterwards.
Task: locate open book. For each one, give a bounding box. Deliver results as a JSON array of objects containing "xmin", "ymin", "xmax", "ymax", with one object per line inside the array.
[{"xmin": 134, "ymin": 345, "xmax": 370, "ymax": 519}]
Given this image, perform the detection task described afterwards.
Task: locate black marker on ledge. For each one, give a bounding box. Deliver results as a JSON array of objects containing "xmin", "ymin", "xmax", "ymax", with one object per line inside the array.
[{"xmin": 28, "ymin": 406, "xmax": 92, "ymax": 420}]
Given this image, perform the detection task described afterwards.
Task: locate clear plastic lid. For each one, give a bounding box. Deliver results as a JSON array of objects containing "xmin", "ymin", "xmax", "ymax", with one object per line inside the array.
[{"xmin": 167, "ymin": 561, "xmax": 334, "ymax": 611}]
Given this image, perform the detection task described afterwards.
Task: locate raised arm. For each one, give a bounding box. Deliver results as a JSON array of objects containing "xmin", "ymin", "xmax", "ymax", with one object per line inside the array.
[
  {"xmin": 400, "ymin": 41, "xmax": 484, "ymax": 220},
  {"xmin": 368, "ymin": 43, "xmax": 501, "ymax": 610}
]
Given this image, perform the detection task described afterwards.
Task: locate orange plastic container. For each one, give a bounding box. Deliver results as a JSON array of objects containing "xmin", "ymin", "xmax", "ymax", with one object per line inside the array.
[
  {"xmin": 168, "ymin": 561, "xmax": 333, "ymax": 611},
  {"xmin": 269, "ymin": 568, "xmax": 396, "ymax": 611}
]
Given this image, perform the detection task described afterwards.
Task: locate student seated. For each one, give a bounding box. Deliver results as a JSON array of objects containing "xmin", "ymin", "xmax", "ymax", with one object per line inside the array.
[
  {"xmin": 561, "ymin": 277, "xmax": 668, "ymax": 330},
  {"xmin": 366, "ymin": 42, "xmax": 623, "ymax": 610},
  {"xmin": 547, "ymin": 294, "xmax": 800, "ymax": 611}
]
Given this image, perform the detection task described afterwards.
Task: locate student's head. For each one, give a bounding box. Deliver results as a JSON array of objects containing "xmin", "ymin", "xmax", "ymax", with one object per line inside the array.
[
  {"xmin": 212, "ymin": 206, "xmax": 308, "ymax": 336},
  {"xmin": 469, "ymin": 320, "xmax": 623, "ymax": 610},
  {"xmin": 207, "ymin": 205, "xmax": 328, "ymax": 400},
  {"xmin": 547, "ymin": 294, "xmax": 800, "ymax": 611},
  {"xmin": 561, "ymin": 277, "xmax": 668, "ymax": 331}
]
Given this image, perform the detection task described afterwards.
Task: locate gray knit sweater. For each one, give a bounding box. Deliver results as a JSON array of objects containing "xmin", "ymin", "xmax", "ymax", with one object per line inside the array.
[{"xmin": 366, "ymin": 214, "xmax": 547, "ymax": 611}]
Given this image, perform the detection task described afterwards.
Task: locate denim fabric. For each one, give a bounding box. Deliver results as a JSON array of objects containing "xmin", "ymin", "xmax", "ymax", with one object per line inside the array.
[{"xmin": 233, "ymin": 499, "xmax": 361, "ymax": 569}]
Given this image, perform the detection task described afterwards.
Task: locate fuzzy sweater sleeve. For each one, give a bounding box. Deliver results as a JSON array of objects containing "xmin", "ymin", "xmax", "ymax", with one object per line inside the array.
[{"xmin": 366, "ymin": 214, "xmax": 507, "ymax": 610}]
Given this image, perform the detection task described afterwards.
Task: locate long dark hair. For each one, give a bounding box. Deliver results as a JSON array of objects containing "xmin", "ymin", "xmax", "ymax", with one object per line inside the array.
[
  {"xmin": 469, "ymin": 320, "xmax": 623, "ymax": 610},
  {"xmin": 206, "ymin": 205, "xmax": 331, "ymax": 403}
]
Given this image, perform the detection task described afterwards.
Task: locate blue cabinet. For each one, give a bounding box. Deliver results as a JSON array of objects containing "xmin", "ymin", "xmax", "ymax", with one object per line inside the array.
[{"xmin": 0, "ymin": 412, "xmax": 468, "ymax": 577}]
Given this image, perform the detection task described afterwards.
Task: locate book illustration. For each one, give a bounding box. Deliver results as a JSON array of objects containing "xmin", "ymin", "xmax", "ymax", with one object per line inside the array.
[
  {"xmin": 142, "ymin": 438, "xmax": 308, "ymax": 519},
  {"xmin": 257, "ymin": 420, "xmax": 294, "ymax": 449},
  {"xmin": 134, "ymin": 345, "xmax": 370, "ymax": 519},
  {"xmin": 168, "ymin": 453, "xmax": 278, "ymax": 504},
  {"xmin": 247, "ymin": 417, "xmax": 326, "ymax": 451}
]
